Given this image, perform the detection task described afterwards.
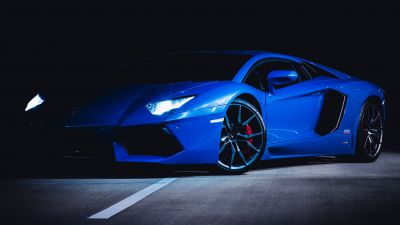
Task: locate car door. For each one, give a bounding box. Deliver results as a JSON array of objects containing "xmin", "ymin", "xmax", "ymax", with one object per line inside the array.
[{"xmin": 245, "ymin": 59, "xmax": 327, "ymax": 155}]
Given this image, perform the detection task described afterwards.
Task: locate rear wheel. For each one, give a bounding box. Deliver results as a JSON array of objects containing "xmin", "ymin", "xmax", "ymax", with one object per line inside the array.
[
  {"xmin": 216, "ymin": 98, "xmax": 266, "ymax": 174},
  {"xmin": 355, "ymin": 100, "xmax": 384, "ymax": 162}
]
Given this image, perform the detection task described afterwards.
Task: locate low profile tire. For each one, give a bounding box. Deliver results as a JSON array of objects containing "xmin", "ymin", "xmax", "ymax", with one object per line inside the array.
[
  {"xmin": 355, "ymin": 100, "xmax": 384, "ymax": 162},
  {"xmin": 215, "ymin": 98, "xmax": 266, "ymax": 174}
]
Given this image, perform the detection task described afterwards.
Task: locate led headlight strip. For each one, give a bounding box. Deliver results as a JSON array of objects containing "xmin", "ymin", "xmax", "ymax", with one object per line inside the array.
[
  {"xmin": 25, "ymin": 94, "xmax": 45, "ymax": 111},
  {"xmin": 146, "ymin": 96, "xmax": 195, "ymax": 115}
]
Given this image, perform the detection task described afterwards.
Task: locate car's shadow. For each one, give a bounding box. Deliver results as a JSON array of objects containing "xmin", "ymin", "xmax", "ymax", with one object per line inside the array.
[{"xmin": 0, "ymin": 155, "xmax": 345, "ymax": 179}]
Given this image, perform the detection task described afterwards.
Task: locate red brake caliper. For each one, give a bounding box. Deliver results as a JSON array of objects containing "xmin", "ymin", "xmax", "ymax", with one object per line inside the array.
[{"xmin": 245, "ymin": 124, "xmax": 253, "ymax": 155}]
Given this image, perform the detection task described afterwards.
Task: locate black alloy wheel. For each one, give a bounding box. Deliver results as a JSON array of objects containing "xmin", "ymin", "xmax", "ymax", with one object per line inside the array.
[
  {"xmin": 217, "ymin": 98, "xmax": 266, "ymax": 174},
  {"xmin": 356, "ymin": 100, "xmax": 384, "ymax": 161}
]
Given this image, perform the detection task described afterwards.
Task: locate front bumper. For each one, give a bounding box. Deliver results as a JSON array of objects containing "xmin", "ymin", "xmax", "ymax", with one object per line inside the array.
[{"xmin": 15, "ymin": 106, "xmax": 226, "ymax": 165}]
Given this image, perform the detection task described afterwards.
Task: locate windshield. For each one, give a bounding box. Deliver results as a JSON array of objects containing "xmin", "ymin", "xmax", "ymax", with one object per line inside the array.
[{"xmin": 98, "ymin": 53, "xmax": 251, "ymax": 84}]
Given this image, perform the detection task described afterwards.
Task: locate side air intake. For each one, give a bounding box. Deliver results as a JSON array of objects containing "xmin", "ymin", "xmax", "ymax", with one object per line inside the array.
[{"xmin": 315, "ymin": 90, "xmax": 347, "ymax": 136}]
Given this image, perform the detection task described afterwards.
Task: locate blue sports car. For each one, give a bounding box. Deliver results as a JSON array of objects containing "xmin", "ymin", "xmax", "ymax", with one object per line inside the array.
[{"xmin": 23, "ymin": 51, "xmax": 386, "ymax": 173}]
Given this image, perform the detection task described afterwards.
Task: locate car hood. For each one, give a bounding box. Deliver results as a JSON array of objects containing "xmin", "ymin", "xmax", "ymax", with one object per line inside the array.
[{"xmin": 61, "ymin": 81, "xmax": 216, "ymax": 127}]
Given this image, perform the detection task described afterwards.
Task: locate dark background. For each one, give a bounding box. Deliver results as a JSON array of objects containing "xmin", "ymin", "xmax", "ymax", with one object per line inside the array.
[
  {"xmin": 1, "ymin": 2, "xmax": 399, "ymax": 148},
  {"xmin": 2, "ymin": 4, "xmax": 400, "ymax": 225}
]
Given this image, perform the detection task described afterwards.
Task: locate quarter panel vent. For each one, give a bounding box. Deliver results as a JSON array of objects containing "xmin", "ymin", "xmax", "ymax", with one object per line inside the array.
[{"xmin": 315, "ymin": 90, "xmax": 347, "ymax": 136}]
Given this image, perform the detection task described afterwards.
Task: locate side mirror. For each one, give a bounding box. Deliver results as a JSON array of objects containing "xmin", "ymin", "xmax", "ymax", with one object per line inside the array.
[{"xmin": 267, "ymin": 70, "xmax": 299, "ymax": 86}]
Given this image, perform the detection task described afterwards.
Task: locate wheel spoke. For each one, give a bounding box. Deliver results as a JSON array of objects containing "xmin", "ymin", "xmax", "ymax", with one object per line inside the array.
[
  {"xmin": 370, "ymin": 133, "xmax": 381, "ymax": 144},
  {"xmin": 369, "ymin": 132, "xmax": 378, "ymax": 137},
  {"xmin": 370, "ymin": 112, "xmax": 381, "ymax": 126},
  {"xmin": 236, "ymin": 132, "xmax": 263, "ymax": 140},
  {"xmin": 246, "ymin": 141, "xmax": 260, "ymax": 153},
  {"xmin": 368, "ymin": 135, "xmax": 373, "ymax": 144},
  {"xmin": 248, "ymin": 132, "xmax": 263, "ymax": 138},
  {"xmin": 367, "ymin": 106, "xmax": 373, "ymax": 124},
  {"xmin": 229, "ymin": 141, "xmax": 236, "ymax": 169},
  {"xmin": 234, "ymin": 141, "xmax": 248, "ymax": 165},
  {"xmin": 368, "ymin": 136, "xmax": 374, "ymax": 155},
  {"xmin": 219, "ymin": 142, "xmax": 229, "ymax": 154},
  {"xmin": 225, "ymin": 115, "xmax": 232, "ymax": 132},
  {"xmin": 363, "ymin": 135, "xmax": 369, "ymax": 149},
  {"xmin": 242, "ymin": 114, "xmax": 256, "ymax": 126},
  {"xmin": 367, "ymin": 135, "xmax": 374, "ymax": 156}
]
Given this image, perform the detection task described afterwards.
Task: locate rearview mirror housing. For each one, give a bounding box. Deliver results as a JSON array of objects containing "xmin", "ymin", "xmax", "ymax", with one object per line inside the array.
[{"xmin": 267, "ymin": 70, "xmax": 299, "ymax": 86}]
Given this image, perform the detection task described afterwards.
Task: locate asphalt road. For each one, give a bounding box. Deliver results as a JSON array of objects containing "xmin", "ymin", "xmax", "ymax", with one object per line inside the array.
[{"xmin": 1, "ymin": 151, "xmax": 400, "ymax": 225}]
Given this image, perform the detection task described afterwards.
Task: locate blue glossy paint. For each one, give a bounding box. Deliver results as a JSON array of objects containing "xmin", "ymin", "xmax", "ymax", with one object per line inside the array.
[
  {"xmin": 54, "ymin": 51, "xmax": 385, "ymax": 165},
  {"xmin": 268, "ymin": 70, "xmax": 299, "ymax": 85}
]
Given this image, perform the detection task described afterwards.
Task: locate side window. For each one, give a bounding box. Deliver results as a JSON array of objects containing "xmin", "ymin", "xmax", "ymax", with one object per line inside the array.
[
  {"xmin": 244, "ymin": 62, "xmax": 269, "ymax": 91},
  {"xmin": 302, "ymin": 62, "xmax": 338, "ymax": 79},
  {"xmin": 292, "ymin": 62, "xmax": 312, "ymax": 81}
]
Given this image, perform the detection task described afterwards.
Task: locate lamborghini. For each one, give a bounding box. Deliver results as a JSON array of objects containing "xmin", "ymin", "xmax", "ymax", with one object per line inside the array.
[{"xmin": 21, "ymin": 51, "xmax": 386, "ymax": 173}]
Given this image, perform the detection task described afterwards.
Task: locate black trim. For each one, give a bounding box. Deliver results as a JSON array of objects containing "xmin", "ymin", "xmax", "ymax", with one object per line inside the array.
[
  {"xmin": 62, "ymin": 127, "xmax": 115, "ymax": 160},
  {"xmin": 315, "ymin": 90, "xmax": 347, "ymax": 136},
  {"xmin": 301, "ymin": 61, "xmax": 340, "ymax": 79},
  {"xmin": 115, "ymin": 125, "xmax": 183, "ymax": 156}
]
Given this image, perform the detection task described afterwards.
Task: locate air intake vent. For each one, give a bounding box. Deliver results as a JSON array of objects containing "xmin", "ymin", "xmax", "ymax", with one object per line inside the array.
[
  {"xmin": 62, "ymin": 127, "xmax": 115, "ymax": 159},
  {"xmin": 315, "ymin": 90, "xmax": 347, "ymax": 136},
  {"xmin": 115, "ymin": 125, "xmax": 182, "ymax": 156}
]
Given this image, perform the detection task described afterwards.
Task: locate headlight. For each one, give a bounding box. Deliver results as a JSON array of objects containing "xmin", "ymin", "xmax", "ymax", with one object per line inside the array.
[
  {"xmin": 25, "ymin": 94, "xmax": 45, "ymax": 111},
  {"xmin": 146, "ymin": 96, "xmax": 195, "ymax": 115}
]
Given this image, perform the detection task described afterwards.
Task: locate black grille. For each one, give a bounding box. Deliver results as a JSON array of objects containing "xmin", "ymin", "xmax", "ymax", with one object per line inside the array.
[
  {"xmin": 11, "ymin": 122, "xmax": 115, "ymax": 160},
  {"xmin": 115, "ymin": 125, "xmax": 182, "ymax": 156},
  {"xmin": 62, "ymin": 127, "xmax": 115, "ymax": 159}
]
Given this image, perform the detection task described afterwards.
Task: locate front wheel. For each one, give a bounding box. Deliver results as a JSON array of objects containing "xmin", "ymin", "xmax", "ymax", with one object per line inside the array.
[{"xmin": 216, "ymin": 98, "xmax": 266, "ymax": 174}]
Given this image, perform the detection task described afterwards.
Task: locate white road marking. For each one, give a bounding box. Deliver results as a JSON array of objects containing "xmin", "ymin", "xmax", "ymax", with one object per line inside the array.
[{"xmin": 88, "ymin": 178, "xmax": 177, "ymax": 219}]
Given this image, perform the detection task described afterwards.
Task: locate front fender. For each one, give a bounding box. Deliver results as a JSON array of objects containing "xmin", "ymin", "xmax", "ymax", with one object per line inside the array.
[
  {"xmin": 119, "ymin": 81, "xmax": 264, "ymax": 126},
  {"xmin": 177, "ymin": 81, "xmax": 264, "ymax": 110}
]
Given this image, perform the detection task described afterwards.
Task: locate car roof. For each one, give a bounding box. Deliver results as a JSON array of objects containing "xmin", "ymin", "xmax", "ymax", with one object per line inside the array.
[
  {"xmin": 160, "ymin": 51, "xmax": 350, "ymax": 79},
  {"xmin": 181, "ymin": 50, "xmax": 302, "ymax": 61},
  {"xmin": 182, "ymin": 50, "xmax": 270, "ymax": 56},
  {"xmin": 221, "ymin": 50, "xmax": 351, "ymax": 81}
]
